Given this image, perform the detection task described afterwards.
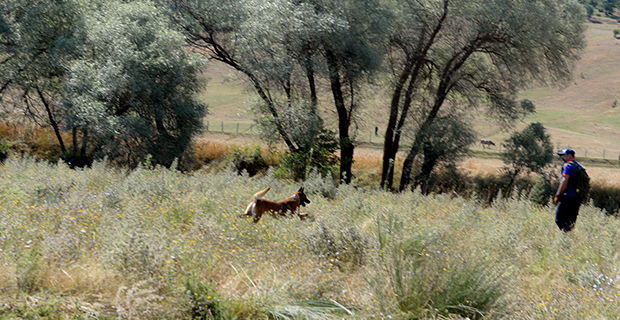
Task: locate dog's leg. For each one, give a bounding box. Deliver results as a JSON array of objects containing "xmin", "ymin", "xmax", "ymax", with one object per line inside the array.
[
  {"xmin": 296, "ymin": 207, "xmax": 308, "ymax": 220},
  {"xmin": 240, "ymin": 202, "xmax": 255, "ymax": 218},
  {"xmin": 252, "ymin": 206, "xmax": 263, "ymax": 223}
]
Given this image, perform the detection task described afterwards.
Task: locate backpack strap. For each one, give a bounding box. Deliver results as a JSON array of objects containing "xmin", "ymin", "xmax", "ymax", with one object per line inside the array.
[{"xmin": 567, "ymin": 160, "xmax": 581, "ymax": 170}]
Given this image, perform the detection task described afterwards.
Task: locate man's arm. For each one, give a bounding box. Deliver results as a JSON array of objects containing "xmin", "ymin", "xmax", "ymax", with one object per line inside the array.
[{"xmin": 555, "ymin": 175, "xmax": 569, "ymax": 204}]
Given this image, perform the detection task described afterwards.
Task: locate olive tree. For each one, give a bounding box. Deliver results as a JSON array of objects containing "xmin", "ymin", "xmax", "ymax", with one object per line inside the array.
[
  {"xmin": 380, "ymin": 0, "xmax": 586, "ymax": 191},
  {"xmin": 63, "ymin": 0, "xmax": 207, "ymax": 168},
  {"xmin": 168, "ymin": 0, "xmax": 387, "ymax": 183},
  {"xmin": 501, "ymin": 122, "xmax": 554, "ymax": 192},
  {"xmin": 0, "ymin": 0, "xmax": 84, "ymax": 154}
]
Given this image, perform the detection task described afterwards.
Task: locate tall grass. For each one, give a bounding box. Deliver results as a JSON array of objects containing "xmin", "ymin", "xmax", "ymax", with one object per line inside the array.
[{"xmin": 1, "ymin": 157, "xmax": 620, "ymax": 319}]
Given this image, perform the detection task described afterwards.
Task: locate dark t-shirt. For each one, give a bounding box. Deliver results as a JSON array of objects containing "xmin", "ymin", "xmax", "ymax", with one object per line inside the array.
[{"xmin": 561, "ymin": 161, "xmax": 580, "ymax": 197}]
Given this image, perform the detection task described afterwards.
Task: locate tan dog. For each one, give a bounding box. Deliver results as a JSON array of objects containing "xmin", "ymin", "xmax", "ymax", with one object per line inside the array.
[{"xmin": 241, "ymin": 187, "xmax": 310, "ymax": 223}]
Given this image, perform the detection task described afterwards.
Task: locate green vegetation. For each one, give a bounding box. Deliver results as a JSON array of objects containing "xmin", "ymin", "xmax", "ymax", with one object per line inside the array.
[
  {"xmin": 0, "ymin": 0, "xmax": 207, "ymax": 169},
  {"xmin": 1, "ymin": 158, "xmax": 620, "ymax": 319},
  {"xmin": 502, "ymin": 123, "xmax": 554, "ymax": 189}
]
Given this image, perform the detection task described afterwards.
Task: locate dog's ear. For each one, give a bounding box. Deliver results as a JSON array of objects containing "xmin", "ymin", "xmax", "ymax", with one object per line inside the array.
[{"xmin": 298, "ymin": 186, "xmax": 304, "ymax": 193}]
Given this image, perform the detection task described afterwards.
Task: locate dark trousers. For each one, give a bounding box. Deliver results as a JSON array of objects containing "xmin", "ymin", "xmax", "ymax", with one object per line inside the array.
[{"xmin": 555, "ymin": 196, "xmax": 581, "ymax": 232}]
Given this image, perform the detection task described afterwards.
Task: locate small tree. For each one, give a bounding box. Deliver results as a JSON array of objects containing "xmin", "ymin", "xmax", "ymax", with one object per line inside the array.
[
  {"xmin": 412, "ymin": 115, "xmax": 476, "ymax": 194},
  {"xmin": 501, "ymin": 122, "xmax": 554, "ymax": 194},
  {"xmin": 614, "ymin": 28, "xmax": 620, "ymax": 38},
  {"xmin": 63, "ymin": 0, "xmax": 207, "ymax": 168},
  {"xmin": 586, "ymin": 5, "xmax": 595, "ymax": 18}
]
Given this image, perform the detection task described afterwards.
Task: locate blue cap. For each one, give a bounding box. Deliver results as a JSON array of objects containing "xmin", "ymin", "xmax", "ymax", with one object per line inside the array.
[{"xmin": 557, "ymin": 148, "xmax": 575, "ymax": 156}]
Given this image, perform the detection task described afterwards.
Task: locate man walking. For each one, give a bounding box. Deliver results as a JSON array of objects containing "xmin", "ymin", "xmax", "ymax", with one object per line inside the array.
[{"xmin": 554, "ymin": 148, "xmax": 582, "ymax": 232}]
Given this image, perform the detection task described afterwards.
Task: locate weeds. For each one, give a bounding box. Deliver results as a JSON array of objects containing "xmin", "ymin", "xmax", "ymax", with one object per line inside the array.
[
  {"xmin": 115, "ymin": 281, "xmax": 164, "ymax": 319},
  {"xmin": 2, "ymin": 157, "xmax": 620, "ymax": 319},
  {"xmin": 184, "ymin": 278, "xmax": 224, "ymax": 319}
]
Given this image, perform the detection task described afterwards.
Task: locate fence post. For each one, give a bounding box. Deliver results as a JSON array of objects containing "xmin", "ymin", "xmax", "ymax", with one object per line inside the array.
[
  {"xmin": 236, "ymin": 123, "xmax": 239, "ymax": 134},
  {"xmin": 221, "ymin": 121, "xmax": 224, "ymax": 133},
  {"xmin": 206, "ymin": 121, "xmax": 209, "ymax": 132}
]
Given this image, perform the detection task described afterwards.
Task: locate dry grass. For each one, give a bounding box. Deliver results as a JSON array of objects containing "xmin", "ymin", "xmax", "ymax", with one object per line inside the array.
[
  {"xmin": 0, "ymin": 121, "xmax": 72, "ymax": 160},
  {"xmin": 2, "ymin": 157, "xmax": 620, "ymax": 319}
]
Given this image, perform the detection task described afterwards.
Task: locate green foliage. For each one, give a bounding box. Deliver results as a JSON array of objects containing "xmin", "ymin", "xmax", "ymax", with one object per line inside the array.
[
  {"xmin": 169, "ymin": 0, "xmax": 388, "ymax": 183},
  {"xmin": 185, "ymin": 279, "xmax": 225, "ymax": 319},
  {"xmin": 389, "ymin": 0, "xmax": 585, "ymax": 190},
  {"xmin": 0, "ymin": 142, "xmax": 8, "ymax": 162},
  {"xmin": 6, "ymin": 150, "xmax": 620, "ymax": 318},
  {"xmin": 276, "ymin": 130, "xmax": 339, "ymax": 181},
  {"xmin": 303, "ymin": 221, "xmax": 369, "ymax": 272},
  {"xmin": 230, "ymin": 145, "xmax": 270, "ymax": 177},
  {"xmin": 16, "ymin": 245, "xmax": 44, "ymax": 294},
  {"xmin": 603, "ymin": 0, "xmax": 619, "ymax": 16},
  {"xmin": 587, "ymin": 4, "xmax": 595, "ymax": 17},
  {"xmin": 502, "ymin": 122, "xmax": 554, "ymax": 176},
  {"xmin": 375, "ymin": 213, "xmax": 509, "ymax": 319},
  {"xmin": 0, "ymin": 0, "xmax": 84, "ymax": 153},
  {"xmin": 63, "ymin": 0, "xmax": 207, "ymax": 169},
  {"xmin": 414, "ymin": 115, "xmax": 477, "ymax": 192},
  {"xmin": 530, "ymin": 174, "xmax": 555, "ymax": 206}
]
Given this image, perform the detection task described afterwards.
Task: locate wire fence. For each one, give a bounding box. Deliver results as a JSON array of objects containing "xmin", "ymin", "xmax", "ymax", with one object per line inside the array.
[
  {"xmin": 206, "ymin": 121, "xmax": 257, "ymax": 135},
  {"xmin": 207, "ymin": 121, "xmax": 620, "ymax": 162}
]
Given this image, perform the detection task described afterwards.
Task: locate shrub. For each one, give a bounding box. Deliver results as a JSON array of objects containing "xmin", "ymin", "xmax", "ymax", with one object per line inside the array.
[
  {"xmin": 276, "ymin": 130, "xmax": 339, "ymax": 181},
  {"xmin": 114, "ymin": 281, "xmax": 164, "ymax": 319},
  {"xmin": 302, "ymin": 221, "xmax": 369, "ymax": 272},
  {"xmin": 0, "ymin": 142, "xmax": 8, "ymax": 163},
  {"xmin": 614, "ymin": 28, "xmax": 620, "ymax": 38},
  {"xmin": 184, "ymin": 279, "xmax": 224, "ymax": 319},
  {"xmin": 230, "ymin": 145, "xmax": 271, "ymax": 177},
  {"xmin": 530, "ymin": 174, "xmax": 555, "ymax": 206},
  {"xmin": 374, "ymin": 213, "xmax": 509, "ymax": 319}
]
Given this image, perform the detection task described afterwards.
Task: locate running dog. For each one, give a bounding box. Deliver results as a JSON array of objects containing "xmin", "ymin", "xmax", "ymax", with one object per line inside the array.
[{"xmin": 241, "ymin": 187, "xmax": 310, "ymax": 223}]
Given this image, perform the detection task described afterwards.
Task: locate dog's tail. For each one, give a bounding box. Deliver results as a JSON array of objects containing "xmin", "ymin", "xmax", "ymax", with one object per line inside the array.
[{"xmin": 254, "ymin": 186, "xmax": 270, "ymax": 201}]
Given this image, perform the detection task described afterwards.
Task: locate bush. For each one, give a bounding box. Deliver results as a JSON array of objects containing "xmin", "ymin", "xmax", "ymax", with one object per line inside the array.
[
  {"xmin": 0, "ymin": 142, "xmax": 8, "ymax": 163},
  {"xmin": 530, "ymin": 174, "xmax": 555, "ymax": 206},
  {"xmin": 230, "ymin": 145, "xmax": 271, "ymax": 177},
  {"xmin": 276, "ymin": 130, "xmax": 339, "ymax": 181},
  {"xmin": 302, "ymin": 221, "xmax": 369, "ymax": 272},
  {"xmin": 614, "ymin": 28, "xmax": 620, "ymax": 38},
  {"xmin": 184, "ymin": 279, "xmax": 225, "ymax": 319},
  {"xmin": 373, "ymin": 212, "xmax": 509, "ymax": 319}
]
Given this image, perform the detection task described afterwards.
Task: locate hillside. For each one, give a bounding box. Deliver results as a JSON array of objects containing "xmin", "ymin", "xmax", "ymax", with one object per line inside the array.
[{"xmin": 199, "ymin": 19, "xmax": 620, "ymax": 160}]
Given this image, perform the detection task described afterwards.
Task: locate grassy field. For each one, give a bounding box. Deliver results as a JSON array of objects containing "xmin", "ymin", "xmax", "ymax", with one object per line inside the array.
[{"xmin": 1, "ymin": 158, "xmax": 620, "ymax": 319}]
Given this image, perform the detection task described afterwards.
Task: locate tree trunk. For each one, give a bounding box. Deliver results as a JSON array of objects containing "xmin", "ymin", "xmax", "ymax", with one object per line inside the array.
[
  {"xmin": 399, "ymin": 87, "xmax": 450, "ymax": 191},
  {"xmin": 304, "ymin": 55, "xmax": 318, "ymax": 109},
  {"xmin": 382, "ymin": 60, "xmax": 413, "ymax": 189},
  {"xmin": 326, "ymin": 49, "xmax": 353, "ymax": 184},
  {"xmin": 37, "ymin": 88, "xmax": 66, "ymax": 153},
  {"xmin": 414, "ymin": 143, "xmax": 438, "ymax": 194},
  {"xmin": 80, "ymin": 129, "xmax": 88, "ymax": 159},
  {"xmin": 399, "ymin": 132, "xmax": 424, "ymax": 191},
  {"xmin": 382, "ymin": 1, "xmax": 450, "ymax": 190}
]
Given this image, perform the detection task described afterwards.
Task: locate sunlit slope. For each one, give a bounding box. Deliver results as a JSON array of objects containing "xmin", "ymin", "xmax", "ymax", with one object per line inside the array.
[{"xmin": 477, "ymin": 19, "xmax": 620, "ymax": 158}]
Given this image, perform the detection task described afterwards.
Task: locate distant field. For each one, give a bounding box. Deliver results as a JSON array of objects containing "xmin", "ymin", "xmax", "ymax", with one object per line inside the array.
[{"xmin": 198, "ymin": 18, "xmax": 620, "ymax": 162}]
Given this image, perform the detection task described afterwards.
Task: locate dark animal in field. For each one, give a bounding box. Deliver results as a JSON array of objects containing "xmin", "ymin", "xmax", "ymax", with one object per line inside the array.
[
  {"xmin": 480, "ymin": 139, "xmax": 496, "ymax": 149},
  {"xmin": 240, "ymin": 187, "xmax": 310, "ymax": 223}
]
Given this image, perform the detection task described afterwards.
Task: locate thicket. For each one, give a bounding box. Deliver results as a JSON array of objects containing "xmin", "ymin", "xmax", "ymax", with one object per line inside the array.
[{"xmin": 1, "ymin": 157, "xmax": 620, "ymax": 319}]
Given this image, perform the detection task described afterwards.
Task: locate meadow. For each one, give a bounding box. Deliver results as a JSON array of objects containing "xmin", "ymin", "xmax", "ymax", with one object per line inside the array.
[{"xmin": 2, "ymin": 157, "xmax": 620, "ymax": 319}]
